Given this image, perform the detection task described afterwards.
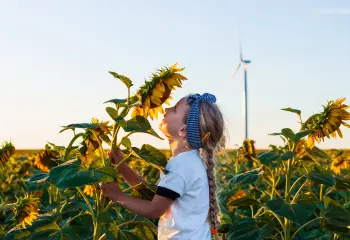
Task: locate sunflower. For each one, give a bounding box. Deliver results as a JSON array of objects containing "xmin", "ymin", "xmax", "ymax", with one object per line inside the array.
[
  {"xmin": 238, "ymin": 139, "xmax": 257, "ymax": 167},
  {"xmin": 330, "ymin": 150, "xmax": 349, "ymax": 174},
  {"xmin": 294, "ymin": 139, "xmax": 307, "ymax": 157},
  {"xmin": 302, "ymin": 98, "xmax": 350, "ymax": 148},
  {"xmin": 80, "ymin": 118, "xmax": 111, "ymax": 160},
  {"xmin": 131, "ymin": 63, "xmax": 187, "ymax": 120},
  {"xmin": 0, "ymin": 141, "xmax": 15, "ymax": 166},
  {"xmin": 83, "ymin": 185, "xmax": 96, "ymax": 197},
  {"xmin": 13, "ymin": 194, "xmax": 40, "ymax": 228},
  {"xmin": 34, "ymin": 148, "xmax": 59, "ymax": 172}
]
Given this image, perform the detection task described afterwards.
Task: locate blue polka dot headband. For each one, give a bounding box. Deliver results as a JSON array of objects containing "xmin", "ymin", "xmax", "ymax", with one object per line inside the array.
[{"xmin": 186, "ymin": 93, "xmax": 216, "ymax": 149}]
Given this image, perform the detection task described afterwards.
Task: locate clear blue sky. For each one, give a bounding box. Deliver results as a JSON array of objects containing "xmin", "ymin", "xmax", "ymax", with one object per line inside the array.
[{"xmin": 1, "ymin": 1, "xmax": 349, "ymax": 150}]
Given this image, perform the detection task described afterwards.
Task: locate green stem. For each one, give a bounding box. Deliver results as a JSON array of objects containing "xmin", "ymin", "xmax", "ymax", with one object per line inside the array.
[
  {"xmin": 127, "ymin": 88, "xmax": 130, "ymax": 105},
  {"xmin": 285, "ymin": 143, "xmax": 296, "ymax": 240},
  {"xmin": 266, "ymin": 209, "xmax": 285, "ymax": 229},
  {"xmin": 76, "ymin": 187, "xmax": 96, "ymax": 225},
  {"xmin": 117, "ymin": 215, "xmax": 137, "ymax": 228},
  {"xmin": 93, "ymin": 184, "xmax": 100, "ymax": 214},
  {"xmin": 287, "ymin": 175, "xmax": 306, "ymax": 199},
  {"xmin": 275, "ymin": 228, "xmax": 285, "ymax": 240},
  {"xmin": 114, "ymin": 153, "xmax": 133, "ymax": 169},
  {"xmin": 0, "ymin": 202, "xmax": 17, "ymax": 212},
  {"xmin": 104, "ymin": 200, "xmax": 115, "ymax": 211},
  {"xmin": 291, "ymin": 217, "xmax": 322, "ymax": 240},
  {"xmin": 77, "ymin": 186, "xmax": 100, "ymax": 240},
  {"xmin": 320, "ymin": 184, "xmax": 324, "ymax": 202},
  {"xmin": 111, "ymin": 124, "xmax": 120, "ymax": 151},
  {"xmin": 263, "ymin": 179, "xmax": 282, "ymax": 198},
  {"xmin": 298, "ymin": 114, "xmax": 303, "ymax": 129},
  {"xmin": 253, "ymin": 206, "xmax": 264, "ymax": 218},
  {"xmin": 64, "ymin": 133, "xmax": 84, "ymax": 161},
  {"xmin": 98, "ymin": 234, "xmax": 107, "ymax": 240},
  {"xmin": 250, "ymin": 205, "xmax": 254, "ymax": 218},
  {"xmin": 291, "ymin": 179, "xmax": 308, "ymax": 204},
  {"xmin": 59, "ymin": 201, "xmax": 67, "ymax": 212},
  {"xmin": 62, "ymin": 210, "xmax": 85, "ymax": 228}
]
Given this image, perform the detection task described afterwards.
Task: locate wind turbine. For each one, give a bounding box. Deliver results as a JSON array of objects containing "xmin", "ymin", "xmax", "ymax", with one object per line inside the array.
[{"xmin": 232, "ymin": 45, "xmax": 251, "ymax": 140}]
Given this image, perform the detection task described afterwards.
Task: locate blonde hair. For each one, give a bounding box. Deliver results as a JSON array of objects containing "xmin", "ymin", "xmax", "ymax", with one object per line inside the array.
[{"xmin": 183, "ymin": 95, "xmax": 226, "ymax": 238}]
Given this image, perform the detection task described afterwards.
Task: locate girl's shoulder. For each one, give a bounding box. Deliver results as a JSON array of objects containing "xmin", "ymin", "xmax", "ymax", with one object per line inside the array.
[{"xmin": 166, "ymin": 149, "xmax": 207, "ymax": 182}]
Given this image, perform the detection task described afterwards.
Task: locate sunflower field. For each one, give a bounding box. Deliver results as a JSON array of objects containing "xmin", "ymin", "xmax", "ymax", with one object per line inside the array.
[{"xmin": 1, "ymin": 64, "xmax": 350, "ymax": 240}]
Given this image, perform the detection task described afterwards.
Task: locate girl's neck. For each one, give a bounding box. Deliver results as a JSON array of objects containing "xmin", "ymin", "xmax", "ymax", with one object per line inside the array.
[{"xmin": 168, "ymin": 139, "xmax": 195, "ymax": 158}]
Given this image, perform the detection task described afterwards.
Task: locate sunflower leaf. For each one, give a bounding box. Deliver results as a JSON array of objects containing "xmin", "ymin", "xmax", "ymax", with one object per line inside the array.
[
  {"xmin": 128, "ymin": 144, "xmax": 167, "ymax": 172},
  {"xmin": 104, "ymin": 98, "xmax": 127, "ymax": 104},
  {"xmin": 281, "ymin": 151, "xmax": 295, "ymax": 160},
  {"xmin": 59, "ymin": 123, "xmax": 100, "ymax": 133},
  {"xmin": 281, "ymin": 128, "xmax": 295, "ymax": 140},
  {"xmin": 293, "ymin": 130, "xmax": 310, "ymax": 142},
  {"xmin": 259, "ymin": 152, "xmax": 280, "ymax": 164},
  {"xmin": 109, "ymin": 72, "xmax": 133, "ymax": 88},
  {"xmin": 121, "ymin": 116, "xmax": 151, "ymax": 133},
  {"xmin": 49, "ymin": 159, "xmax": 117, "ymax": 189},
  {"xmin": 306, "ymin": 167, "xmax": 335, "ymax": 186},
  {"xmin": 106, "ymin": 107, "xmax": 119, "ymax": 120},
  {"xmin": 228, "ymin": 196, "xmax": 260, "ymax": 207},
  {"xmin": 281, "ymin": 108, "xmax": 301, "ymax": 115},
  {"xmin": 229, "ymin": 168, "xmax": 263, "ymax": 185},
  {"xmin": 121, "ymin": 137, "xmax": 132, "ymax": 149},
  {"xmin": 266, "ymin": 198, "xmax": 316, "ymax": 224},
  {"xmin": 323, "ymin": 197, "xmax": 350, "ymax": 229}
]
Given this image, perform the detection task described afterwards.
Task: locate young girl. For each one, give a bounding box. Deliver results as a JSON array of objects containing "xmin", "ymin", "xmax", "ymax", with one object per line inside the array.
[{"xmin": 101, "ymin": 93, "xmax": 225, "ymax": 240}]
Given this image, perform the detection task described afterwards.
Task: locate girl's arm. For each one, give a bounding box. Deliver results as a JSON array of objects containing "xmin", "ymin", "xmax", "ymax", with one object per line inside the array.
[{"xmin": 101, "ymin": 182, "xmax": 172, "ymax": 219}]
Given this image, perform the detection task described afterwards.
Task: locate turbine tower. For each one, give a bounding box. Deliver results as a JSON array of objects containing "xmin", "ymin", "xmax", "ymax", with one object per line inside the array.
[{"xmin": 232, "ymin": 45, "xmax": 251, "ymax": 139}]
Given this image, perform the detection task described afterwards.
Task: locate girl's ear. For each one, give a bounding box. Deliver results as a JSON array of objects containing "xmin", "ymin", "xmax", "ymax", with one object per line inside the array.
[{"xmin": 178, "ymin": 124, "xmax": 187, "ymax": 138}]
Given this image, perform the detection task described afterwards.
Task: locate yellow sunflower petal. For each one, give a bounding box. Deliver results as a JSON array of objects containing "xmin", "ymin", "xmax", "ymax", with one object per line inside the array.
[
  {"xmin": 131, "ymin": 108, "xmax": 139, "ymax": 118},
  {"xmin": 337, "ymin": 128, "xmax": 343, "ymax": 138},
  {"xmin": 342, "ymin": 121, "xmax": 350, "ymax": 128},
  {"xmin": 343, "ymin": 113, "xmax": 350, "ymax": 120},
  {"xmin": 149, "ymin": 109, "xmax": 154, "ymax": 120},
  {"xmin": 164, "ymin": 77, "xmax": 182, "ymax": 88},
  {"xmin": 164, "ymin": 99, "xmax": 171, "ymax": 106},
  {"xmin": 150, "ymin": 95, "xmax": 162, "ymax": 106},
  {"xmin": 92, "ymin": 118, "xmax": 98, "ymax": 124},
  {"xmin": 152, "ymin": 88, "xmax": 163, "ymax": 98},
  {"xmin": 172, "ymin": 73, "xmax": 188, "ymax": 80},
  {"xmin": 158, "ymin": 106, "xmax": 165, "ymax": 114},
  {"xmin": 155, "ymin": 82, "xmax": 165, "ymax": 93},
  {"xmin": 144, "ymin": 97, "xmax": 151, "ymax": 115},
  {"xmin": 335, "ymin": 97, "xmax": 346, "ymax": 105},
  {"xmin": 153, "ymin": 108, "xmax": 159, "ymax": 119},
  {"xmin": 170, "ymin": 62, "xmax": 178, "ymax": 71},
  {"xmin": 307, "ymin": 136, "xmax": 315, "ymax": 148}
]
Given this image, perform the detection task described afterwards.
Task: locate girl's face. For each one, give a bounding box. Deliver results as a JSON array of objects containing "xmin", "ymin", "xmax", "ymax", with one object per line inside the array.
[{"xmin": 159, "ymin": 97, "xmax": 190, "ymax": 140}]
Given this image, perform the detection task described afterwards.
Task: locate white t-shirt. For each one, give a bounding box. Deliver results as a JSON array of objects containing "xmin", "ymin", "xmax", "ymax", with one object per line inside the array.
[{"xmin": 156, "ymin": 149, "xmax": 211, "ymax": 240}]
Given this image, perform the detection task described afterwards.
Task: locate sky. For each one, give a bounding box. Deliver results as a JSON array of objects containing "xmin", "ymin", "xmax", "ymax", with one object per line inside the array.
[{"xmin": 1, "ymin": 0, "xmax": 349, "ymax": 150}]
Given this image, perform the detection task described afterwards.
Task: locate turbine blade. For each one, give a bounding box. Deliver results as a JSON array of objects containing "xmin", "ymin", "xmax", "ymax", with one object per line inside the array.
[
  {"xmin": 240, "ymin": 44, "xmax": 243, "ymax": 61},
  {"xmin": 232, "ymin": 63, "xmax": 242, "ymax": 80}
]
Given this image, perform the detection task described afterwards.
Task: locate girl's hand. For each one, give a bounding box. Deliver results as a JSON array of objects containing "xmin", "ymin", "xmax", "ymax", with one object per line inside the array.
[
  {"xmin": 108, "ymin": 148, "xmax": 124, "ymax": 165},
  {"xmin": 100, "ymin": 182, "xmax": 124, "ymax": 202}
]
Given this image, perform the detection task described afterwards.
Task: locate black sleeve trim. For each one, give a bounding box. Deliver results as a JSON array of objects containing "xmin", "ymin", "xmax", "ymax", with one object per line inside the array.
[{"xmin": 156, "ymin": 186, "xmax": 180, "ymax": 200}]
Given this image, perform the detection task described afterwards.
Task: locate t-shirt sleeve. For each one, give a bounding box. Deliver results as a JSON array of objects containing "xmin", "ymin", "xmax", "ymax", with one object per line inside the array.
[{"xmin": 156, "ymin": 171, "xmax": 186, "ymax": 200}]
